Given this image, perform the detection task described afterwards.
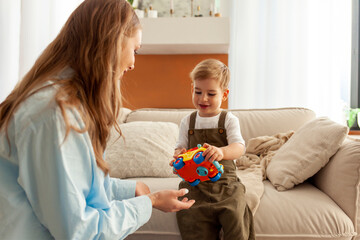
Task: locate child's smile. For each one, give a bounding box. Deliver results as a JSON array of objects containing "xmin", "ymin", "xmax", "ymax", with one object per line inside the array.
[{"xmin": 199, "ymin": 104, "xmax": 209, "ymax": 109}]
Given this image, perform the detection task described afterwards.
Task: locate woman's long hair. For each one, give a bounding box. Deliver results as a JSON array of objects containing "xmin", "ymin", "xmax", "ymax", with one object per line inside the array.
[{"xmin": 0, "ymin": 0, "xmax": 141, "ymax": 174}]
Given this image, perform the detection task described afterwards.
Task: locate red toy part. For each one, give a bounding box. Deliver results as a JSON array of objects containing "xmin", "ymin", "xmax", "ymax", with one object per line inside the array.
[{"xmin": 173, "ymin": 145, "xmax": 224, "ymax": 186}]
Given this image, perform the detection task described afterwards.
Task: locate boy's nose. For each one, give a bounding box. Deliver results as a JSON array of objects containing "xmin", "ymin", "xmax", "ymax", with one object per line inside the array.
[{"xmin": 201, "ymin": 95, "xmax": 208, "ymax": 101}]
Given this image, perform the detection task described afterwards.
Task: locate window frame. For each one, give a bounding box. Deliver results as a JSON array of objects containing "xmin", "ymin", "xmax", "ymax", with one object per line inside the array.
[{"xmin": 351, "ymin": 0, "xmax": 360, "ymax": 108}]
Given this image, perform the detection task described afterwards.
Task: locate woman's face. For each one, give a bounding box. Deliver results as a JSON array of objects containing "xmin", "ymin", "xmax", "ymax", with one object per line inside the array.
[{"xmin": 120, "ymin": 29, "xmax": 142, "ymax": 75}]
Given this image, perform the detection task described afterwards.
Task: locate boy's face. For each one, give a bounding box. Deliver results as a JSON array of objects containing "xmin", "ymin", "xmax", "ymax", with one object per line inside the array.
[{"xmin": 192, "ymin": 78, "xmax": 229, "ymax": 117}]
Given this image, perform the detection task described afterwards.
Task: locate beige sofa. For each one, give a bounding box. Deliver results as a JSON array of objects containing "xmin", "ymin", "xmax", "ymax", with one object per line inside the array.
[{"xmin": 106, "ymin": 107, "xmax": 360, "ymax": 240}]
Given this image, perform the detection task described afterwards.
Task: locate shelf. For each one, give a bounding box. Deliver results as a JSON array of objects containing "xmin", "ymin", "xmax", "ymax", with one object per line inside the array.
[
  {"xmin": 349, "ymin": 130, "xmax": 360, "ymax": 135},
  {"xmin": 138, "ymin": 17, "xmax": 230, "ymax": 55},
  {"xmin": 348, "ymin": 130, "xmax": 360, "ymax": 140}
]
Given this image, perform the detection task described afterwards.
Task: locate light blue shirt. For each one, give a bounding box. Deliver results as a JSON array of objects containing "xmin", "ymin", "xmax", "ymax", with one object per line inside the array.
[{"xmin": 0, "ymin": 85, "xmax": 152, "ymax": 239}]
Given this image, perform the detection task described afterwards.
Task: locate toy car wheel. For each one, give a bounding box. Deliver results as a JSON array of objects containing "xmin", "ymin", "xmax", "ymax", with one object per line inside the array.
[
  {"xmin": 213, "ymin": 161, "xmax": 224, "ymax": 174},
  {"xmin": 189, "ymin": 179, "xmax": 200, "ymax": 186},
  {"xmin": 196, "ymin": 166, "xmax": 209, "ymax": 176},
  {"xmin": 193, "ymin": 151, "xmax": 205, "ymax": 164},
  {"xmin": 173, "ymin": 157, "xmax": 185, "ymax": 170},
  {"xmin": 209, "ymin": 172, "xmax": 221, "ymax": 182}
]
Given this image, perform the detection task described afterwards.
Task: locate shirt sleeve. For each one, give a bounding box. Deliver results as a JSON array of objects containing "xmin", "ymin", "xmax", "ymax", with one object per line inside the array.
[
  {"xmin": 225, "ymin": 112, "xmax": 246, "ymax": 146},
  {"xmin": 175, "ymin": 115, "xmax": 190, "ymax": 149},
  {"xmin": 106, "ymin": 177, "xmax": 137, "ymax": 201},
  {"xmin": 15, "ymin": 108, "xmax": 152, "ymax": 240}
]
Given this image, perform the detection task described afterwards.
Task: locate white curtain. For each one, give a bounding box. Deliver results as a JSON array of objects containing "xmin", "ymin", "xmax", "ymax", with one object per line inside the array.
[
  {"xmin": 229, "ymin": 0, "xmax": 352, "ymax": 124},
  {"xmin": 0, "ymin": 0, "xmax": 83, "ymax": 102}
]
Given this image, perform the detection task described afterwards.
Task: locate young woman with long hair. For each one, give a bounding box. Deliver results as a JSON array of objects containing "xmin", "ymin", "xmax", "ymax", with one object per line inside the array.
[{"xmin": 0, "ymin": 0, "xmax": 194, "ymax": 239}]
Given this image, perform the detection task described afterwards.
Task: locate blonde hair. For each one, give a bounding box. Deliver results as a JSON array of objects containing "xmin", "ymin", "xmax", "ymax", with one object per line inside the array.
[
  {"xmin": 0, "ymin": 0, "xmax": 141, "ymax": 175},
  {"xmin": 190, "ymin": 59, "xmax": 230, "ymax": 89}
]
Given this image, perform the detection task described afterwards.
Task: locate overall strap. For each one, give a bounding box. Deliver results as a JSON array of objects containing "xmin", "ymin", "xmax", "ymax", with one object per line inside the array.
[
  {"xmin": 218, "ymin": 111, "xmax": 228, "ymax": 132},
  {"xmin": 188, "ymin": 111, "xmax": 197, "ymax": 147},
  {"xmin": 189, "ymin": 111, "xmax": 197, "ymax": 130}
]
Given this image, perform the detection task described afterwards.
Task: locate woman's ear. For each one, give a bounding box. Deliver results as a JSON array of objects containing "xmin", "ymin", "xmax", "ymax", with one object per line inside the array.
[{"xmin": 222, "ymin": 89, "xmax": 229, "ymax": 101}]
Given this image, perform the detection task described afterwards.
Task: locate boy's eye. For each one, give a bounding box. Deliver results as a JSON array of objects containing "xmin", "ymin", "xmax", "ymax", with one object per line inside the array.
[
  {"xmin": 208, "ymin": 93, "xmax": 216, "ymax": 97},
  {"xmin": 195, "ymin": 91, "xmax": 201, "ymax": 95}
]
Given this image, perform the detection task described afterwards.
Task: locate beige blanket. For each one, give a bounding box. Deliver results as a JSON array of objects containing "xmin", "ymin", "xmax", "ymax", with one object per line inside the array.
[{"xmin": 236, "ymin": 131, "xmax": 294, "ymax": 214}]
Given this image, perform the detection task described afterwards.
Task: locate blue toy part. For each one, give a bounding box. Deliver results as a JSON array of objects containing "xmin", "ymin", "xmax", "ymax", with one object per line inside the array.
[
  {"xmin": 193, "ymin": 151, "xmax": 205, "ymax": 164},
  {"xmin": 196, "ymin": 166, "xmax": 209, "ymax": 176},
  {"xmin": 189, "ymin": 179, "xmax": 201, "ymax": 186},
  {"xmin": 209, "ymin": 172, "xmax": 222, "ymax": 182},
  {"xmin": 213, "ymin": 161, "xmax": 224, "ymax": 174},
  {"xmin": 173, "ymin": 157, "xmax": 185, "ymax": 170}
]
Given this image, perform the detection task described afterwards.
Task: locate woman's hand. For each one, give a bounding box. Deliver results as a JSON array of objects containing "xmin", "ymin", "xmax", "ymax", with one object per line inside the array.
[
  {"xmin": 148, "ymin": 188, "xmax": 195, "ymax": 212},
  {"xmin": 135, "ymin": 181, "xmax": 151, "ymax": 196},
  {"xmin": 202, "ymin": 143, "xmax": 224, "ymax": 163}
]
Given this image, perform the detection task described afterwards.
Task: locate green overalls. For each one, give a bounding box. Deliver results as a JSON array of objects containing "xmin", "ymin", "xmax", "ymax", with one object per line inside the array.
[{"xmin": 176, "ymin": 111, "xmax": 255, "ymax": 240}]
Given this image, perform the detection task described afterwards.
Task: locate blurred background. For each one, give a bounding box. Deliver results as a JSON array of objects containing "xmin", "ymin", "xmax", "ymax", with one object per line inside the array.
[{"xmin": 0, "ymin": 0, "xmax": 358, "ymax": 126}]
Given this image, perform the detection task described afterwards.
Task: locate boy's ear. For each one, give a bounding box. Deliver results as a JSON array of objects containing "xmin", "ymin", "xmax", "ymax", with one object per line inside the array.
[
  {"xmin": 222, "ymin": 89, "xmax": 229, "ymax": 101},
  {"xmin": 191, "ymin": 83, "xmax": 194, "ymax": 94}
]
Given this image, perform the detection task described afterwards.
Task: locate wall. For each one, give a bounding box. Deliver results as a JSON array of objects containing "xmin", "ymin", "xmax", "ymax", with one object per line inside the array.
[
  {"xmin": 121, "ymin": 54, "xmax": 228, "ymax": 109},
  {"xmin": 122, "ymin": 0, "xmax": 230, "ymax": 110}
]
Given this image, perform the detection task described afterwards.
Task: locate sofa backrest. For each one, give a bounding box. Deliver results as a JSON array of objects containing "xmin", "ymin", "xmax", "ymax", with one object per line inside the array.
[{"xmin": 123, "ymin": 107, "xmax": 316, "ymax": 143}]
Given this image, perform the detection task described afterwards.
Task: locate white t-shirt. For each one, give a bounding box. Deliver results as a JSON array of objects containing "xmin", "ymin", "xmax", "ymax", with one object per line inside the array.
[{"xmin": 175, "ymin": 111, "xmax": 245, "ymax": 149}]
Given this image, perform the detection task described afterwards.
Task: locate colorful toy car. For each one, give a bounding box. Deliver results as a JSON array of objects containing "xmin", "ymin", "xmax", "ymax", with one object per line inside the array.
[{"xmin": 173, "ymin": 144, "xmax": 224, "ymax": 186}]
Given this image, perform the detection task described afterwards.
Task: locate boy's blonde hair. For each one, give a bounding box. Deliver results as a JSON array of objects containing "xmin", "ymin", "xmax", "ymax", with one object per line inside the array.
[{"xmin": 190, "ymin": 59, "xmax": 230, "ymax": 89}]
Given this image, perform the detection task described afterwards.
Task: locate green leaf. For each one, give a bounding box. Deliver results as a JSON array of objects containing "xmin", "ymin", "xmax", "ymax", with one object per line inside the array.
[{"xmin": 348, "ymin": 108, "xmax": 360, "ymax": 127}]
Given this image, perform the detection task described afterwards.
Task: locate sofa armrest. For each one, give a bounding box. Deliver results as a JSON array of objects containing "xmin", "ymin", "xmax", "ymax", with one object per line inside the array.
[
  {"xmin": 312, "ymin": 138, "xmax": 360, "ymax": 239},
  {"xmin": 118, "ymin": 107, "xmax": 132, "ymax": 124}
]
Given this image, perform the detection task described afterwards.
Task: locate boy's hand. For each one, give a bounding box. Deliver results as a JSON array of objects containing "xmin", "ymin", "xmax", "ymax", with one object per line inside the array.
[
  {"xmin": 169, "ymin": 148, "xmax": 186, "ymax": 166},
  {"xmin": 202, "ymin": 143, "xmax": 224, "ymax": 163}
]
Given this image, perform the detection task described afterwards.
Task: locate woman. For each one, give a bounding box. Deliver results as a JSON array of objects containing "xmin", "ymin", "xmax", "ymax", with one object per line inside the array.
[{"xmin": 0, "ymin": 0, "xmax": 194, "ymax": 239}]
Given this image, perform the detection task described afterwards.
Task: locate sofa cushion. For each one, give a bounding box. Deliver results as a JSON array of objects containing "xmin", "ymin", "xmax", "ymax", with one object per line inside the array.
[
  {"xmin": 124, "ymin": 179, "xmax": 355, "ymax": 240},
  {"xmin": 125, "ymin": 108, "xmax": 316, "ymax": 143},
  {"xmin": 254, "ymin": 181, "xmax": 356, "ymax": 240},
  {"xmin": 312, "ymin": 138, "xmax": 360, "ymax": 240},
  {"xmin": 266, "ymin": 117, "xmax": 348, "ymax": 191},
  {"xmin": 105, "ymin": 121, "xmax": 178, "ymax": 178}
]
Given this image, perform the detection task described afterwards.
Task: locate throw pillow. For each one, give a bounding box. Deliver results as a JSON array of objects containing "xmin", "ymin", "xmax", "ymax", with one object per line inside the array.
[
  {"xmin": 105, "ymin": 121, "xmax": 179, "ymax": 178},
  {"xmin": 266, "ymin": 117, "xmax": 348, "ymax": 191}
]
